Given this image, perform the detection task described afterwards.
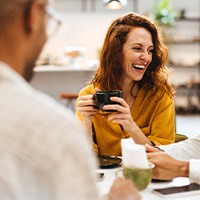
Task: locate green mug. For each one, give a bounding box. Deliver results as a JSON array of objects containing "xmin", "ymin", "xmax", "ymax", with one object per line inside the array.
[{"xmin": 116, "ymin": 162, "xmax": 155, "ymax": 191}]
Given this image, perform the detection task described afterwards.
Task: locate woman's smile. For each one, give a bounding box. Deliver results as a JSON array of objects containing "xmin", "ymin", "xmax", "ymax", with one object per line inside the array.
[{"xmin": 132, "ymin": 64, "xmax": 145, "ymax": 70}]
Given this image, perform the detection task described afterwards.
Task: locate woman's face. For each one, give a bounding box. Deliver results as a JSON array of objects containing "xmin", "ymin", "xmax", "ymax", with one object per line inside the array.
[{"xmin": 122, "ymin": 27, "xmax": 154, "ymax": 83}]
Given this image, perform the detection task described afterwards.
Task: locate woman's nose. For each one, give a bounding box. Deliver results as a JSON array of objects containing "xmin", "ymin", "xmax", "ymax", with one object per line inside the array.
[{"xmin": 140, "ymin": 51, "xmax": 151, "ymax": 62}]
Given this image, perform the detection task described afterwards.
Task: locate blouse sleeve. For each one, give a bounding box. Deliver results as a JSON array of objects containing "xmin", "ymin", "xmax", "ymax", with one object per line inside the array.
[
  {"xmin": 159, "ymin": 136, "xmax": 200, "ymax": 184},
  {"xmin": 189, "ymin": 159, "xmax": 200, "ymax": 184},
  {"xmin": 147, "ymin": 92, "xmax": 175, "ymax": 145},
  {"xmin": 159, "ymin": 135, "xmax": 200, "ymax": 160}
]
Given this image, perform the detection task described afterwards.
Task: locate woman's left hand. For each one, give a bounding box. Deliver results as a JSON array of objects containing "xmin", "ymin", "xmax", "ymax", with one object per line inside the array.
[
  {"xmin": 104, "ymin": 97, "xmax": 153, "ymax": 145},
  {"xmin": 104, "ymin": 97, "xmax": 138, "ymax": 134}
]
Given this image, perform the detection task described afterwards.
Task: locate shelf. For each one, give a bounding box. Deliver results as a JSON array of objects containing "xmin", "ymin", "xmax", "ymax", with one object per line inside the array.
[
  {"xmin": 175, "ymin": 106, "xmax": 200, "ymax": 115},
  {"xmin": 167, "ymin": 41, "xmax": 200, "ymax": 45},
  {"xmin": 177, "ymin": 17, "xmax": 200, "ymax": 22},
  {"xmin": 165, "ymin": 35, "xmax": 200, "ymax": 44},
  {"xmin": 164, "ymin": 15, "xmax": 200, "ymax": 44},
  {"xmin": 166, "ymin": 40, "xmax": 200, "ymax": 44},
  {"xmin": 168, "ymin": 11, "xmax": 200, "ymax": 115},
  {"xmin": 34, "ymin": 65, "xmax": 95, "ymax": 72},
  {"xmin": 175, "ymin": 88, "xmax": 200, "ymax": 97},
  {"xmin": 169, "ymin": 64, "xmax": 200, "ymax": 69}
]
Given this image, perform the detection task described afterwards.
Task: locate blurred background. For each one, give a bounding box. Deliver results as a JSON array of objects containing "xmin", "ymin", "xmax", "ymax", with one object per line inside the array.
[{"xmin": 31, "ymin": 0, "xmax": 200, "ymax": 137}]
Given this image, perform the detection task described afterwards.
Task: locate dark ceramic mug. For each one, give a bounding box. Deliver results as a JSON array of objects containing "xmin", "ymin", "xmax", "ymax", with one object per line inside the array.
[{"xmin": 94, "ymin": 90, "xmax": 123, "ymax": 112}]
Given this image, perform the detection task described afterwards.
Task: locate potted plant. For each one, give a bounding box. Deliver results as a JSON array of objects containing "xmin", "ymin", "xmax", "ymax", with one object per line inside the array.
[
  {"xmin": 149, "ymin": 0, "xmax": 179, "ymax": 43},
  {"xmin": 153, "ymin": 0, "xmax": 179, "ymax": 27}
]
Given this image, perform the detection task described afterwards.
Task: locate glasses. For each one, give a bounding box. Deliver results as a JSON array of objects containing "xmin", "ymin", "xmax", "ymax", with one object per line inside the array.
[
  {"xmin": 43, "ymin": 5, "xmax": 62, "ymax": 37},
  {"xmin": 17, "ymin": 1, "xmax": 62, "ymax": 37}
]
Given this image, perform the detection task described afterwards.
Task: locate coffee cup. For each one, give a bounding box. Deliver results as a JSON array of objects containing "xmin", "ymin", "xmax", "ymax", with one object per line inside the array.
[
  {"xmin": 115, "ymin": 162, "xmax": 155, "ymax": 191},
  {"xmin": 94, "ymin": 90, "xmax": 123, "ymax": 112}
]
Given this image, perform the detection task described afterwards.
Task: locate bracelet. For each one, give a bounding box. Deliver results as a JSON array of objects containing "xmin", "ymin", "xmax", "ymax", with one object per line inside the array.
[{"xmin": 154, "ymin": 146, "xmax": 164, "ymax": 152}]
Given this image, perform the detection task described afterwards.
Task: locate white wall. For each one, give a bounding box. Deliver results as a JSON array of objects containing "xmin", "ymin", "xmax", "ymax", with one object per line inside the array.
[
  {"xmin": 41, "ymin": 0, "xmax": 199, "ymax": 60},
  {"xmin": 41, "ymin": 12, "xmax": 119, "ymax": 59}
]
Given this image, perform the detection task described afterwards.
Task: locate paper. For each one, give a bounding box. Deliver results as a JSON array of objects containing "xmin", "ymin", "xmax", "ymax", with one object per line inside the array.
[{"xmin": 121, "ymin": 138, "xmax": 149, "ymax": 168}]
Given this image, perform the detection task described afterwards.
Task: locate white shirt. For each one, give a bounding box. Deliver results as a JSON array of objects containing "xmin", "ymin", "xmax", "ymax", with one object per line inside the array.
[
  {"xmin": 0, "ymin": 62, "xmax": 101, "ymax": 200},
  {"xmin": 160, "ymin": 135, "xmax": 200, "ymax": 184}
]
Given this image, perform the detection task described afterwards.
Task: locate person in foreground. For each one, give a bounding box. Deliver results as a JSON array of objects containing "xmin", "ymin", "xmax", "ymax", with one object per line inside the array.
[
  {"xmin": 76, "ymin": 12, "xmax": 175, "ymax": 156},
  {"xmin": 0, "ymin": 0, "xmax": 141, "ymax": 199},
  {"xmin": 146, "ymin": 135, "xmax": 200, "ymax": 184}
]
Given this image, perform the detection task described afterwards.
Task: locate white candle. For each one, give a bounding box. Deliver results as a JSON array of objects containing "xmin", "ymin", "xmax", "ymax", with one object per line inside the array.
[{"xmin": 121, "ymin": 138, "xmax": 149, "ymax": 168}]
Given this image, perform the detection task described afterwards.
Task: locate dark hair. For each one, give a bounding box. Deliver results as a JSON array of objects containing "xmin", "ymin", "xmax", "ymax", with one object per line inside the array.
[{"xmin": 91, "ymin": 12, "xmax": 174, "ymax": 97}]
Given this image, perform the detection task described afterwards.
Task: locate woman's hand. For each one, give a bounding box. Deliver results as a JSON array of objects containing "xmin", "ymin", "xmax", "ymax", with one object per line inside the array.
[
  {"xmin": 77, "ymin": 89, "xmax": 99, "ymax": 138},
  {"xmin": 77, "ymin": 95, "xmax": 97, "ymax": 120},
  {"xmin": 147, "ymin": 152, "xmax": 189, "ymax": 180},
  {"xmin": 104, "ymin": 97, "xmax": 138, "ymax": 134},
  {"xmin": 104, "ymin": 97, "xmax": 152, "ymax": 145}
]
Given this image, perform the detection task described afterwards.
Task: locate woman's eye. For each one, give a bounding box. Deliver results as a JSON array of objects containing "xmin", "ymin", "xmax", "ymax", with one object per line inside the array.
[
  {"xmin": 148, "ymin": 49, "xmax": 154, "ymax": 54},
  {"xmin": 133, "ymin": 47, "xmax": 141, "ymax": 51}
]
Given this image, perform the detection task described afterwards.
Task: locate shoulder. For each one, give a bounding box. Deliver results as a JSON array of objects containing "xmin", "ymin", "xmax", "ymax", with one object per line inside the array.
[
  {"xmin": 79, "ymin": 84, "xmax": 95, "ymax": 96},
  {"xmin": 157, "ymin": 85, "xmax": 174, "ymax": 102},
  {"xmin": 0, "ymin": 78, "xmax": 93, "ymax": 151},
  {"xmin": 142, "ymin": 84, "xmax": 173, "ymax": 103},
  {"xmin": 151, "ymin": 84, "xmax": 172, "ymax": 97}
]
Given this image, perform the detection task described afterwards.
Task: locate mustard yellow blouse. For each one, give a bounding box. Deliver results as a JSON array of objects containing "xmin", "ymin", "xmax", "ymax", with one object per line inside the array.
[{"xmin": 76, "ymin": 84, "xmax": 175, "ymax": 156}]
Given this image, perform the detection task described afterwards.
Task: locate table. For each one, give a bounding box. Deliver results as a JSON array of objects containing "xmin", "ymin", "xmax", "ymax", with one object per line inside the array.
[{"xmin": 96, "ymin": 167, "xmax": 200, "ymax": 200}]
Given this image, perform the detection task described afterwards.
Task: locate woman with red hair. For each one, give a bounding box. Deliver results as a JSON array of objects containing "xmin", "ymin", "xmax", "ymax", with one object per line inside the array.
[{"xmin": 76, "ymin": 12, "xmax": 175, "ymax": 156}]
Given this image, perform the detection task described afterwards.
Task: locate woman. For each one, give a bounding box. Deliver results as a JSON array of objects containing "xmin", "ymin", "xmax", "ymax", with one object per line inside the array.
[{"xmin": 76, "ymin": 12, "xmax": 175, "ymax": 156}]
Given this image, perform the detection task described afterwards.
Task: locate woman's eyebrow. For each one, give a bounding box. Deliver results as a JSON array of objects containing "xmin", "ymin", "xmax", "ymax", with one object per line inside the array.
[
  {"xmin": 132, "ymin": 43, "xmax": 142, "ymax": 46},
  {"xmin": 132, "ymin": 43, "xmax": 154, "ymax": 48}
]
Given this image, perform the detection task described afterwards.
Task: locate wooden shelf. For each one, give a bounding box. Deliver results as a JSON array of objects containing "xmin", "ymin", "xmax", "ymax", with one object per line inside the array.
[
  {"xmin": 164, "ymin": 16, "xmax": 200, "ymax": 44},
  {"xmin": 170, "ymin": 12, "xmax": 200, "ymax": 115},
  {"xmin": 175, "ymin": 106, "xmax": 200, "ymax": 115},
  {"xmin": 169, "ymin": 64, "xmax": 200, "ymax": 68},
  {"xmin": 165, "ymin": 39, "xmax": 200, "ymax": 44},
  {"xmin": 175, "ymin": 88, "xmax": 200, "ymax": 97},
  {"xmin": 177, "ymin": 17, "xmax": 200, "ymax": 22}
]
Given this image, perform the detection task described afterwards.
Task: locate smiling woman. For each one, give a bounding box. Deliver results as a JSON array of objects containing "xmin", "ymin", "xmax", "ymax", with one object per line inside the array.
[{"xmin": 76, "ymin": 12, "xmax": 175, "ymax": 156}]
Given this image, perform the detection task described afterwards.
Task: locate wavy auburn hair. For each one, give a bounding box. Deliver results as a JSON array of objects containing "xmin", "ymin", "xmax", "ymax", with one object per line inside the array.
[{"xmin": 91, "ymin": 12, "xmax": 174, "ymax": 97}]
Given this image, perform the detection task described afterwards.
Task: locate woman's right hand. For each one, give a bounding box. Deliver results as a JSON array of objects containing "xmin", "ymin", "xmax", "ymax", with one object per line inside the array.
[
  {"xmin": 77, "ymin": 88, "xmax": 99, "ymax": 139},
  {"xmin": 77, "ymin": 94, "xmax": 97, "ymax": 121},
  {"xmin": 77, "ymin": 88, "xmax": 99, "ymax": 122},
  {"xmin": 77, "ymin": 93, "xmax": 98, "ymax": 139}
]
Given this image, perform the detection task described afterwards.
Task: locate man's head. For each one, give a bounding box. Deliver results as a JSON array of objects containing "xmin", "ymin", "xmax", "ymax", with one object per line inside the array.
[{"xmin": 0, "ymin": 0, "xmax": 60, "ymax": 81}]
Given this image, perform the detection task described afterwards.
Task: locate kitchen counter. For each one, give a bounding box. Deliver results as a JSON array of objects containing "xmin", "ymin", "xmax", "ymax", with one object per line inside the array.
[{"xmin": 31, "ymin": 65, "xmax": 95, "ymax": 103}]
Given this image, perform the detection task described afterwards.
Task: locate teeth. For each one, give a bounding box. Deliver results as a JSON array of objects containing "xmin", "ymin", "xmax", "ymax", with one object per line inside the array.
[{"xmin": 132, "ymin": 65, "xmax": 145, "ymax": 70}]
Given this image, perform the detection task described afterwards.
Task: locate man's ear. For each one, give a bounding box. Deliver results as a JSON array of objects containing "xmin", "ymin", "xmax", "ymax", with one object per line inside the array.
[{"xmin": 24, "ymin": 0, "xmax": 42, "ymax": 34}]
